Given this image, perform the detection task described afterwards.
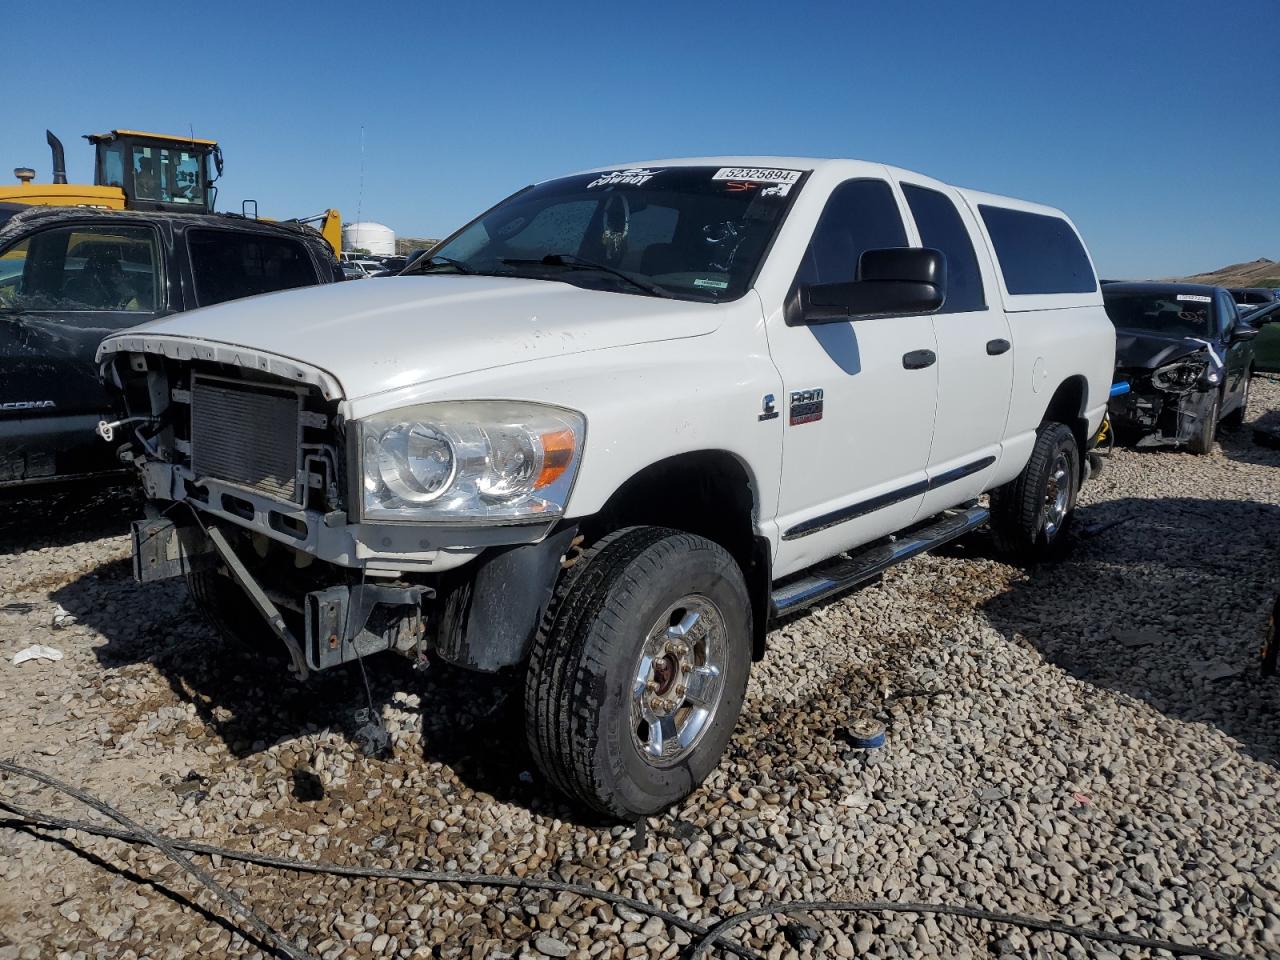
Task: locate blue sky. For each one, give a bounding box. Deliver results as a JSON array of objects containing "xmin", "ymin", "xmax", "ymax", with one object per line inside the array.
[{"xmin": 6, "ymin": 0, "xmax": 1276, "ymax": 278}]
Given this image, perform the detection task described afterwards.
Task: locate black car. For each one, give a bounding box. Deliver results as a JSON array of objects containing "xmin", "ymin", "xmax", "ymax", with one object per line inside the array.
[
  {"xmin": 1104, "ymin": 282, "xmax": 1257, "ymax": 454},
  {"xmin": 0, "ymin": 203, "xmax": 340, "ymax": 488},
  {"xmin": 1229, "ymin": 286, "xmax": 1278, "ymax": 311}
]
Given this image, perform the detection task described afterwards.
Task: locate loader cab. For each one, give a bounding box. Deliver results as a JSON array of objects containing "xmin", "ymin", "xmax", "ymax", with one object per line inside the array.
[{"xmin": 87, "ymin": 130, "xmax": 223, "ymax": 215}]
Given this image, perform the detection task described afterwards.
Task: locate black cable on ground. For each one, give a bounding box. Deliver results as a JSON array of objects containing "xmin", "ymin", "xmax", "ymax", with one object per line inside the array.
[
  {"xmin": 0, "ymin": 760, "xmax": 1248, "ymax": 960},
  {"xmin": 0, "ymin": 759, "xmax": 314, "ymax": 960},
  {"xmin": 0, "ymin": 760, "xmax": 763, "ymax": 960},
  {"xmin": 688, "ymin": 899, "xmax": 1246, "ymax": 960}
]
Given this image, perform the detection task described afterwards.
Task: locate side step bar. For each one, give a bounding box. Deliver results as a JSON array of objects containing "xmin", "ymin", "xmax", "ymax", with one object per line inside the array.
[{"xmin": 770, "ymin": 505, "xmax": 989, "ymax": 615}]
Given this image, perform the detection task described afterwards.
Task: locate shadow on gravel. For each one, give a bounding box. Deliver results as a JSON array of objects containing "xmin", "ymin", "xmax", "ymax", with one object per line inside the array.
[
  {"xmin": 980, "ymin": 496, "xmax": 1280, "ymax": 768},
  {"xmin": 50, "ymin": 559, "xmax": 592, "ymax": 821},
  {"xmin": 0, "ymin": 480, "xmax": 140, "ymax": 556},
  {"xmin": 1220, "ymin": 408, "xmax": 1280, "ymax": 468}
]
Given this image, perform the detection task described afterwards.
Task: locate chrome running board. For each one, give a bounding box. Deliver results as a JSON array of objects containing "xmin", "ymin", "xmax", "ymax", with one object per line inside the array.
[{"xmin": 769, "ymin": 505, "xmax": 989, "ymax": 615}]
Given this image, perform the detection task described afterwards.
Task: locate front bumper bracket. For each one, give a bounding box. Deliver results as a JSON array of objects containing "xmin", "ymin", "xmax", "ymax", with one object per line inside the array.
[{"xmin": 206, "ymin": 524, "xmax": 311, "ymax": 679}]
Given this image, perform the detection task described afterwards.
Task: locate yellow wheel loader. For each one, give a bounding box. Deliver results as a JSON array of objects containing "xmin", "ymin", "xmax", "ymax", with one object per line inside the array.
[{"xmin": 3, "ymin": 129, "xmax": 341, "ymax": 256}]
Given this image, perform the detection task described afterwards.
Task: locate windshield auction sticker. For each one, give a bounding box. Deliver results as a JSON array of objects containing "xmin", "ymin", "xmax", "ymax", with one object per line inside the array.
[
  {"xmin": 1176, "ymin": 294, "xmax": 1212, "ymax": 303},
  {"xmin": 712, "ymin": 167, "xmax": 803, "ymax": 196}
]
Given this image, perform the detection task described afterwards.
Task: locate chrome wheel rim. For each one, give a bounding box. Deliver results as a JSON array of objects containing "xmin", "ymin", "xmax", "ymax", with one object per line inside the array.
[
  {"xmin": 1042, "ymin": 452, "xmax": 1071, "ymax": 538},
  {"xmin": 631, "ymin": 596, "xmax": 726, "ymax": 766}
]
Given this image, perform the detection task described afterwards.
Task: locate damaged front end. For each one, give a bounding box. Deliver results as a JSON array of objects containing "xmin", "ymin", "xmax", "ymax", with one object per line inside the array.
[
  {"xmin": 1109, "ymin": 351, "xmax": 1220, "ymax": 448},
  {"xmin": 100, "ymin": 337, "xmax": 580, "ymax": 680}
]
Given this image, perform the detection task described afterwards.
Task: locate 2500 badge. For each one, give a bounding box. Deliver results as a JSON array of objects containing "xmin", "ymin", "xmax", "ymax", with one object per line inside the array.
[{"xmin": 789, "ymin": 388, "xmax": 824, "ymax": 425}]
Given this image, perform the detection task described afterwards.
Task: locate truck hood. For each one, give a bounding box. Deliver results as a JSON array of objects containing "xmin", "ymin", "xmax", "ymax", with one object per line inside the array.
[
  {"xmin": 107, "ymin": 276, "xmax": 720, "ymax": 400},
  {"xmin": 1114, "ymin": 329, "xmax": 1216, "ymax": 370}
]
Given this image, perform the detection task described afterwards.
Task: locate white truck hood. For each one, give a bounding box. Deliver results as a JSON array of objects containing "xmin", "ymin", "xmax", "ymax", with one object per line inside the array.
[{"xmin": 105, "ymin": 276, "xmax": 720, "ymax": 400}]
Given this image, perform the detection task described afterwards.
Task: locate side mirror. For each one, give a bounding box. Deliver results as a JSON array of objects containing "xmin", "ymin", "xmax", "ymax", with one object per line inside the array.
[
  {"xmin": 1231, "ymin": 323, "xmax": 1260, "ymax": 342},
  {"xmin": 802, "ymin": 247, "xmax": 947, "ymax": 323}
]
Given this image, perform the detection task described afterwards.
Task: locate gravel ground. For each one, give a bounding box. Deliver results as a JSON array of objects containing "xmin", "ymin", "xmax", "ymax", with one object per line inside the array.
[{"xmin": 2, "ymin": 381, "xmax": 1280, "ymax": 960}]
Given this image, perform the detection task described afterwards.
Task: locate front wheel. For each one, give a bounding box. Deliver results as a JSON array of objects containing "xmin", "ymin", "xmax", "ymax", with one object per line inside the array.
[
  {"xmin": 990, "ymin": 421, "xmax": 1080, "ymax": 563},
  {"xmin": 524, "ymin": 527, "xmax": 751, "ymax": 820},
  {"xmin": 1186, "ymin": 393, "xmax": 1220, "ymax": 454},
  {"xmin": 1220, "ymin": 373, "xmax": 1251, "ymax": 431}
]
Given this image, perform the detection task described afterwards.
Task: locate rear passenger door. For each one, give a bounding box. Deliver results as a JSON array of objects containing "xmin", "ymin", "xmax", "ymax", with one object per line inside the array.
[{"xmin": 897, "ymin": 180, "xmax": 1013, "ymax": 515}]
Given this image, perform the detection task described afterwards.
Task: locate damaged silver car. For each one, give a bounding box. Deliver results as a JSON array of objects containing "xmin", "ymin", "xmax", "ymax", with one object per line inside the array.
[{"xmin": 1104, "ymin": 282, "xmax": 1257, "ymax": 454}]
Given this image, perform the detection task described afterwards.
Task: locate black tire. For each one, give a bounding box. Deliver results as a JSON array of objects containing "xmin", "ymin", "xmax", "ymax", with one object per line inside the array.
[
  {"xmin": 1186, "ymin": 393, "xmax": 1220, "ymax": 454},
  {"xmin": 990, "ymin": 422, "xmax": 1080, "ymax": 563},
  {"xmin": 1221, "ymin": 373, "xmax": 1251, "ymax": 431},
  {"xmin": 525, "ymin": 526, "xmax": 751, "ymax": 820},
  {"xmin": 186, "ymin": 568, "xmax": 281, "ymax": 655},
  {"xmin": 1262, "ymin": 593, "xmax": 1280, "ymax": 678}
]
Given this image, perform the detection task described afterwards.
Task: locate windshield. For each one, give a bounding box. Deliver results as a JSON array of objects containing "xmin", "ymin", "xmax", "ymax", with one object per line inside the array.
[
  {"xmin": 132, "ymin": 146, "xmax": 207, "ymax": 206},
  {"xmin": 419, "ymin": 165, "xmax": 806, "ymax": 301},
  {"xmin": 1104, "ymin": 292, "xmax": 1216, "ymax": 339}
]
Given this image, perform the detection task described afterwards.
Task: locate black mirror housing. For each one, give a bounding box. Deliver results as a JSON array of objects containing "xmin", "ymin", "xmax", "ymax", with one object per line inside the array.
[
  {"xmin": 802, "ymin": 247, "xmax": 947, "ymax": 324},
  {"xmin": 1231, "ymin": 323, "xmax": 1260, "ymax": 342}
]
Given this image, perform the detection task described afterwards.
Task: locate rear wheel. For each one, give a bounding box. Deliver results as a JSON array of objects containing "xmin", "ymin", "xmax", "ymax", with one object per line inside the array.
[
  {"xmin": 990, "ymin": 422, "xmax": 1080, "ymax": 563},
  {"xmin": 524, "ymin": 527, "xmax": 751, "ymax": 819}
]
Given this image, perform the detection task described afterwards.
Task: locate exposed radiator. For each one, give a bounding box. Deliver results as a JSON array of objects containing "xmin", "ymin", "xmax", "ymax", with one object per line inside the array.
[{"xmin": 190, "ymin": 378, "xmax": 301, "ymax": 503}]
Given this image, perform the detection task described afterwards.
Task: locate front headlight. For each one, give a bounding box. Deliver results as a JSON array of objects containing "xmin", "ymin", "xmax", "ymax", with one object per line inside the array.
[
  {"xmin": 358, "ymin": 401, "xmax": 585, "ymax": 523},
  {"xmin": 1151, "ymin": 356, "xmax": 1210, "ymax": 393}
]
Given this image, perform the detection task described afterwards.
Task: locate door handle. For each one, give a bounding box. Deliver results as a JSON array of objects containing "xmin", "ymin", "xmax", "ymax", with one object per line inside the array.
[
  {"xmin": 986, "ymin": 338, "xmax": 1011, "ymax": 356},
  {"xmin": 902, "ymin": 349, "xmax": 937, "ymax": 370}
]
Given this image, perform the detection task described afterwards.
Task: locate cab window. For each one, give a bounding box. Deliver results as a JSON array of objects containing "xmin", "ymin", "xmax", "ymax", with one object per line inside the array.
[
  {"xmin": 132, "ymin": 146, "xmax": 205, "ymax": 206},
  {"xmin": 0, "ymin": 224, "xmax": 160, "ymax": 315}
]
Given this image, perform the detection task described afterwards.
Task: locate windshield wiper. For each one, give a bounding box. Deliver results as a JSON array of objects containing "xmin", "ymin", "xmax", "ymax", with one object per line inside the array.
[
  {"xmin": 404, "ymin": 254, "xmax": 475, "ymax": 275},
  {"xmin": 499, "ymin": 254, "xmax": 675, "ymax": 298}
]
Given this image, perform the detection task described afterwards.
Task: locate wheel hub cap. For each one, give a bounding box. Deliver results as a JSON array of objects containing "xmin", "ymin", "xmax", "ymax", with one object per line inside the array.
[
  {"xmin": 631, "ymin": 596, "xmax": 726, "ymax": 766},
  {"xmin": 1042, "ymin": 453, "xmax": 1071, "ymax": 537}
]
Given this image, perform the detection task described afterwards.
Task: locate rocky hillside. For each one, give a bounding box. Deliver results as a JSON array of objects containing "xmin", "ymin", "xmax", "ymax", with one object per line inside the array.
[{"xmin": 1180, "ymin": 257, "xmax": 1280, "ymax": 288}]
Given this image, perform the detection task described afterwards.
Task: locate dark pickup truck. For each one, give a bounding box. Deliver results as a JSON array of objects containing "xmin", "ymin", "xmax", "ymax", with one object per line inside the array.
[{"xmin": 0, "ymin": 203, "xmax": 339, "ymax": 487}]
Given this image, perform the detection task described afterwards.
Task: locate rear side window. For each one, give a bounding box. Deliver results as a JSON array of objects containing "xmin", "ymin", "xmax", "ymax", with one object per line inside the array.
[
  {"xmin": 795, "ymin": 179, "xmax": 907, "ymax": 286},
  {"xmin": 978, "ymin": 205, "xmax": 1096, "ymax": 295},
  {"xmin": 188, "ymin": 229, "xmax": 319, "ymax": 307},
  {"xmin": 902, "ymin": 184, "xmax": 985, "ymax": 313}
]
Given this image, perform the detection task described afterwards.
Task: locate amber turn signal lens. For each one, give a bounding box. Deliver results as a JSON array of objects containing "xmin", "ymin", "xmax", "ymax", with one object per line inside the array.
[{"xmin": 535, "ymin": 428, "xmax": 576, "ymax": 489}]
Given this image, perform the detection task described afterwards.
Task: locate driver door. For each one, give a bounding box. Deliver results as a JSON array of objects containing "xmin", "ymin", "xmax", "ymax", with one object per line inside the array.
[{"xmin": 767, "ymin": 178, "xmax": 939, "ymax": 578}]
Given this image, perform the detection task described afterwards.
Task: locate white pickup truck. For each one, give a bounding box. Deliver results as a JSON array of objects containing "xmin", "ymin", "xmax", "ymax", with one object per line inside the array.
[{"xmin": 99, "ymin": 157, "xmax": 1114, "ymax": 819}]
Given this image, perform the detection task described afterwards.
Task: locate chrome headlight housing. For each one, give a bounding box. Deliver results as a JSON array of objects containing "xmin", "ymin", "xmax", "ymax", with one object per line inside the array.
[
  {"xmin": 1151, "ymin": 356, "xmax": 1211, "ymax": 393},
  {"xmin": 358, "ymin": 401, "xmax": 585, "ymax": 523}
]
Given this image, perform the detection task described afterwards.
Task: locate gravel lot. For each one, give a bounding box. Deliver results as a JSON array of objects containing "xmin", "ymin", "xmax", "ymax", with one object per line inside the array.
[{"xmin": 2, "ymin": 381, "xmax": 1280, "ymax": 960}]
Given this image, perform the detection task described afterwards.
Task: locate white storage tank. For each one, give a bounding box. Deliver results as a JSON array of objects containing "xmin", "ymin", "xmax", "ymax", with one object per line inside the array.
[{"xmin": 342, "ymin": 221, "xmax": 396, "ymax": 257}]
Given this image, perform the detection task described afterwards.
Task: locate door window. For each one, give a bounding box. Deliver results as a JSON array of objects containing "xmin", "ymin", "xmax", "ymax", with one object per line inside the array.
[
  {"xmin": 0, "ymin": 224, "xmax": 159, "ymax": 313},
  {"xmin": 1216, "ymin": 290, "xmax": 1237, "ymax": 338},
  {"xmin": 187, "ymin": 229, "xmax": 320, "ymax": 306},
  {"xmin": 795, "ymin": 179, "xmax": 908, "ymax": 286},
  {"xmin": 902, "ymin": 184, "xmax": 986, "ymax": 314}
]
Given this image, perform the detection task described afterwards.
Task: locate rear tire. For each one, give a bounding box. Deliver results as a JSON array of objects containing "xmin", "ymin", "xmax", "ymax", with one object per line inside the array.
[
  {"xmin": 990, "ymin": 421, "xmax": 1080, "ymax": 563},
  {"xmin": 524, "ymin": 526, "xmax": 751, "ymax": 820}
]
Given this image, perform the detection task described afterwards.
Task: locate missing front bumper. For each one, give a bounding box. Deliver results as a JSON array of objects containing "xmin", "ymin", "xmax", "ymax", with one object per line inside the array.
[
  {"xmin": 132, "ymin": 516, "xmax": 431, "ymax": 676},
  {"xmin": 1108, "ymin": 386, "xmax": 1216, "ymax": 447}
]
